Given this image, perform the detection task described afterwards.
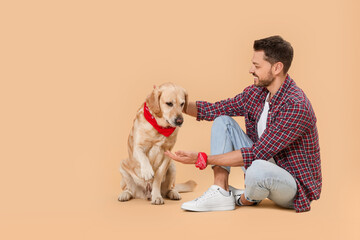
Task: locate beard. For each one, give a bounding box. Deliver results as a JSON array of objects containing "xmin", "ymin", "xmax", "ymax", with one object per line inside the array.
[{"xmin": 253, "ymin": 71, "xmax": 275, "ymax": 87}]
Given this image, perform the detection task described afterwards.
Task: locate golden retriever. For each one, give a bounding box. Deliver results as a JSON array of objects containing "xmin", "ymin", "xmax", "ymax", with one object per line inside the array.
[{"xmin": 118, "ymin": 83, "xmax": 196, "ymax": 205}]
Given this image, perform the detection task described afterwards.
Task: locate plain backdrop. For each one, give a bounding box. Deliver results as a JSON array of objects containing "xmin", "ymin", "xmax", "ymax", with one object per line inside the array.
[{"xmin": 1, "ymin": 0, "xmax": 359, "ymax": 239}]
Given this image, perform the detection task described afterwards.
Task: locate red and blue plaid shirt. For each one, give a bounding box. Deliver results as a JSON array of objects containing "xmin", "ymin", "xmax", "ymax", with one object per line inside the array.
[{"xmin": 196, "ymin": 75, "xmax": 321, "ymax": 212}]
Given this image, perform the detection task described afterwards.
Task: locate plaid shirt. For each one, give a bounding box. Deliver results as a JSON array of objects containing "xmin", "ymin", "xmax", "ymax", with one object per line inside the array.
[{"xmin": 196, "ymin": 75, "xmax": 321, "ymax": 212}]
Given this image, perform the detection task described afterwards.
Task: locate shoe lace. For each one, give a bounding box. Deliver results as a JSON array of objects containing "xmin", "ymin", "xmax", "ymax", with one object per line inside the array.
[{"xmin": 194, "ymin": 188, "xmax": 217, "ymax": 202}]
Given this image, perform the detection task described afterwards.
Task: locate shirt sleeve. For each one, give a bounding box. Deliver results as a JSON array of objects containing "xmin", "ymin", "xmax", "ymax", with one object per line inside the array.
[
  {"xmin": 196, "ymin": 91, "xmax": 248, "ymax": 121},
  {"xmin": 241, "ymin": 102, "xmax": 315, "ymax": 169}
]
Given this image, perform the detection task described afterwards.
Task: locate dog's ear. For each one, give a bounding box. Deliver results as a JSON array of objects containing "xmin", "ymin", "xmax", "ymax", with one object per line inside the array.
[
  {"xmin": 182, "ymin": 88, "xmax": 189, "ymax": 114},
  {"xmin": 146, "ymin": 86, "xmax": 162, "ymax": 118}
]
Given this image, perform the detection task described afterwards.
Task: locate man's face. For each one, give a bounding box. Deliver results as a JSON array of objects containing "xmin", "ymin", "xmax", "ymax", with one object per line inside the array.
[{"xmin": 249, "ymin": 51, "xmax": 275, "ymax": 87}]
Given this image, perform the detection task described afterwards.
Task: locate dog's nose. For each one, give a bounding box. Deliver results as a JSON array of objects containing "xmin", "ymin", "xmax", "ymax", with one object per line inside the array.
[{"xmin": 174, "ymin": 116, "xmax": 183, "ymax": 126}]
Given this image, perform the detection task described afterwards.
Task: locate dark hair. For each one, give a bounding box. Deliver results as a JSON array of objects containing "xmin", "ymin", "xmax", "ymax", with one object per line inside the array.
[{"xmin": 253, "ymin": 35, "xmax": 293, "ymax": 74}]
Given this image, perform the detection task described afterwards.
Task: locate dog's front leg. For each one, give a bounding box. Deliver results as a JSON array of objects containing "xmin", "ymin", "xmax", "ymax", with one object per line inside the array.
[
  {"xmin": 133, "ymin": 146, "xmax": 154, "ymax": 181},
  {"xmin": 151, "ymin": 156, "xmax": 171, "ymax": 205}
]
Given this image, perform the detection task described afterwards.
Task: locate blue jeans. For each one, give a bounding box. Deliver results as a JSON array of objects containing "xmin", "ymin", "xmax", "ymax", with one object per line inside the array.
[{"xmin": 211, "ymin": 116, "xmax": 297, "ymax": 209}]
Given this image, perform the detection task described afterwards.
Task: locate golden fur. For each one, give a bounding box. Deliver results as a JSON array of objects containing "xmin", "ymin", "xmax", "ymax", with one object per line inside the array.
[{"xmin": 118, "ymin": 83, "xmax": 196, "ymax": 205}]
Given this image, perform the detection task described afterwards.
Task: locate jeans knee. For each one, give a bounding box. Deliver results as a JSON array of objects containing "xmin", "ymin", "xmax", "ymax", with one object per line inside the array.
[
  {"xmin": 248, "ymin": 159, "xmax": 267, "ymax": 171},
  {"xmin": 245, "ymin": 160, "xmax": 268, "ymax": 182},
  {"xmin": 213, "ymin": 115, "xmax": 232, "ymax": 125},
  {"xmin": 212, "ymin": 116, "xmax": 234, "ymax": 131}
]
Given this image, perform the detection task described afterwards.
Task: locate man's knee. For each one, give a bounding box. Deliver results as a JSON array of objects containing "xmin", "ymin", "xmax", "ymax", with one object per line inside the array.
[
  {"xmin": 212, "ymin": 115, "xmax": 238, "ymax": 133},
  {"xmin": 213, "ymin": 115, "xmax": 233, "ymax": 127},
  {"xmin": 247, "ymin": 159, "xmax": 268, "ymax": 170},
  {"xmin": 245, "ymin": 160, "xmax": 269, "ymax": 182}
]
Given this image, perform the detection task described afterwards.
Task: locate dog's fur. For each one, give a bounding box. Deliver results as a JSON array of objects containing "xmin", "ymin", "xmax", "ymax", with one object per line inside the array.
[{"xmin": 118, "ymin": 83, "xmax": 196, "ymax": 205}]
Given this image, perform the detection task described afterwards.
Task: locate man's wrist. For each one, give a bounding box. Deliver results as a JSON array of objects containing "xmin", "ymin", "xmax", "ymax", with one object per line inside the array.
[{"xmin": 195, "ymin": 152, "xmax": 208, "ymax": 170}]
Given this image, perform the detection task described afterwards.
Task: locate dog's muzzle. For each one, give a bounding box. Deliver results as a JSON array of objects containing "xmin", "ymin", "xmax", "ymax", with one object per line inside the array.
[{"xmin": 174, "ymin": 116, "xmax": 184, "ymax": 126}]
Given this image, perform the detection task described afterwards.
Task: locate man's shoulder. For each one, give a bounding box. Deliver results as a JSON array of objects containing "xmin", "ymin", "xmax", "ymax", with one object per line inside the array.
[
  {"xmin": 283, "ymin": 79, "xmax": 316, "ymax": 118},
  {"xmin": 286, "ymin": 83, "xmax": 306, "ymax": 104}
]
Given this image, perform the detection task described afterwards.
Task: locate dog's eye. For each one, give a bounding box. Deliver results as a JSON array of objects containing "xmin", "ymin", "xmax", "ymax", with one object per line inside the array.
[
  {"xmin": 166, "ymin": 102, "xmax": 173, "ymax": 107},
  {"xmin": 180, "ymin": 102, "xmax": 185, "ymax": 107}
]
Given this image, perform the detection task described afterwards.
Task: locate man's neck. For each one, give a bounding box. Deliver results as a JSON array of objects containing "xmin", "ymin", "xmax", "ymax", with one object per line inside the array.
[{"xmin": 267, "ymin": 74, "xmax": 287, "ymax": 100}]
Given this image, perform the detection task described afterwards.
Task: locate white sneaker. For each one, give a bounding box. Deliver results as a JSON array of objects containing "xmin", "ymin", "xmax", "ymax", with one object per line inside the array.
[{"xmin": 181, "ymin": 185, "xmax": 235, "ymax": 212}]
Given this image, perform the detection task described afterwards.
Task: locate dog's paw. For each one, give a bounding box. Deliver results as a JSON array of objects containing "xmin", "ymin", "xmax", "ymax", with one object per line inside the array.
[
  {"xmin": 140, "ymin": 167, "xmax": 154, "ymax": 181},
  {"xmin": 151, "ymin": 196, "xmax": 164, "ymax": 205},
  {"xmin": 167, "ymin": 190, "xmax": 181, "ymax": 200},
  {"xmin": 118, "ymin": 191, "xmax": 132, "ymax": 202}
]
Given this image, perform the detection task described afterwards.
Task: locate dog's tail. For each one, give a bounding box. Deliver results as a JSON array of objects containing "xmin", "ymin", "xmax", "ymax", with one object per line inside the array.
[{"xmin": 174, "ymin": 180, "xmax": 197, "ymax": 193}]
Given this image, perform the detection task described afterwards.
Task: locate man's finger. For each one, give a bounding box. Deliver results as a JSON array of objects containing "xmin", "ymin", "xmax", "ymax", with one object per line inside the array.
[
  {"xmin": 175, "ymin": 150, "xmax": 187, "ymax": 157},
  {"xmin": 164, "ymin": 151, "xmax": 174, "ymax": 158},
  {"xmin": 165, "ymin": 151, "xmax": 181, "ymax": 161}
]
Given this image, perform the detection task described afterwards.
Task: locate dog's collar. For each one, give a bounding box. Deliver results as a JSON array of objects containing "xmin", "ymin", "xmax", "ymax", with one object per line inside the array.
[{"xmin": 143, "ymin": 102, "xmax": 176, "ymax": 137}]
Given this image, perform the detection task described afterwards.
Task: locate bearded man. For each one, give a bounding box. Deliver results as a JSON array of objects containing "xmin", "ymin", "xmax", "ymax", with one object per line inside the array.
[{"xmin": 165, "ymin": 35, "xmax": 322, "ymax": 213}]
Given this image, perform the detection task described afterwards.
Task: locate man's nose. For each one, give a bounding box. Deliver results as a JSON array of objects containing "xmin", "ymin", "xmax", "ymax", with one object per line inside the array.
[
  {"xmin": 249, "ymin": 66, "xmax": 255, "ymax": 74},
  {"xmin": 174, "ymin": 116, "xmax": 184, "ymax": 126}
]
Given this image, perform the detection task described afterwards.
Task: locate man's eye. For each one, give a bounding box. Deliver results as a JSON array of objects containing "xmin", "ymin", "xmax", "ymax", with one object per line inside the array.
[{"xmin": 166, "ymin": 102, "xmax": 173, "ymax": 107}]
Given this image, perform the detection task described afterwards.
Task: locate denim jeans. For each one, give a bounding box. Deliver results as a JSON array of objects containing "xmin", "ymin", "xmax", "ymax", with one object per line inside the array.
[{"xmin": 211, "ymin": 116, "xmax": 297, "ymax": 209}]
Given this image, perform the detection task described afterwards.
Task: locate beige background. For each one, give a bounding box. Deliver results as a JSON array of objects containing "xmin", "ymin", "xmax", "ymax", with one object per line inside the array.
[{"xmin": 1, "ymin": 0, "xmax": 359, "ymax": 239}]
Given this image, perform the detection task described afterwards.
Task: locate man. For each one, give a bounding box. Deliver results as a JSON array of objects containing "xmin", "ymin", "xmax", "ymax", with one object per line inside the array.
[{"xmin": 165, "ymin": 35, "xmax": 321, "ymax": 213}]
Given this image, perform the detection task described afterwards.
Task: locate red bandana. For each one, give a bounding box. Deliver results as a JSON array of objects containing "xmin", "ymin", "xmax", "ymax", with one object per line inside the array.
[{"xmin": 143, "ymin": 102, "xmax": 176, "ymax": 137}]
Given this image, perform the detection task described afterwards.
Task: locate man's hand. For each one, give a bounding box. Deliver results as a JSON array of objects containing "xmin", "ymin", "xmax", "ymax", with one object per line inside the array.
[
  {"xmin": 183, "ymin": 102, "xmax": 198, "ymax": 117},
  {"xmin": 165, "ymin": 150, "xmax": 198, "ymax": 164}
]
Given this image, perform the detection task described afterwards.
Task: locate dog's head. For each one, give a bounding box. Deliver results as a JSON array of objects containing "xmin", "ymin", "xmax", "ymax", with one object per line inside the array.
[{"xmin": 146, "ymin": 83, "xmax": 188, "ymax": 128}]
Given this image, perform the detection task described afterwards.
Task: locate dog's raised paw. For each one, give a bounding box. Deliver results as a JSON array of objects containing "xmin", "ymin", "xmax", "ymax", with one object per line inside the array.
[
  {"xmin": 151, "ymin": 196, "xmax": 164, "ymax": 205},
  {"xmin": 167, "ymin": 190, "xmax": 181, "ymax": 200},
  {"xmin": 140, "ymin": 167, "xmax": 154, "ymax": 181},
  {"xmin": 118, "ymin": 191, "xmax": 132, "ymax": 202}
]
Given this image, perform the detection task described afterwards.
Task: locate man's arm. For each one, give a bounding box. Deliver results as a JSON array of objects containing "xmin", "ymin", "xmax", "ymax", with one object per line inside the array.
[
  {"xmin": 195, "ymin": 92, "xmax": 249, "ymax": 121},
  {"xmin": 165, "ymin": 150, "xmax": 244, "ymax": 167},
  {"xmin": 208, "ymin": 150, "xmax": 244, "ymax": 167},
  {"xmin": 185, "ymin": 85, "xmax": 254, "ymax": 121}
]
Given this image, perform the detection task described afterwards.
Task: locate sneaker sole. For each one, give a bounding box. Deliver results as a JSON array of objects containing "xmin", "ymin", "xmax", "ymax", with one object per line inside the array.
[{"xmin": 181, "ymin": 205, "xmax": 235, "ymax": 212}]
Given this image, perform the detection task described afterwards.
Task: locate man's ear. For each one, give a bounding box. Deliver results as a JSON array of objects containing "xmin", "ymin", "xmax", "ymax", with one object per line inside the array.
[
  {"xmin": 146, "ymin": 86, "xmax": 162, "ymax": 118},
  {"xmin": 273, "ymin": 62, "xmax": 284, "ymax": 75}
]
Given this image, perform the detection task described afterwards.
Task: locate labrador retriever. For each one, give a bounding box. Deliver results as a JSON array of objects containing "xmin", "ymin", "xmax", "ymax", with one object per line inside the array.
[{"xmin": 118, "ymin": 83, "xmax": 196, "ymax": 205}]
